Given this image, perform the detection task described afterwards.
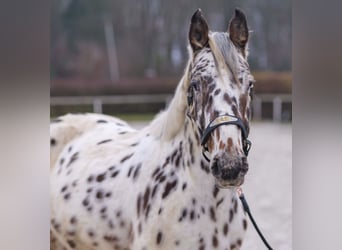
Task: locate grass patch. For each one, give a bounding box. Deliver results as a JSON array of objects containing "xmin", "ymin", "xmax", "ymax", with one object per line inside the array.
[
  {"xmin": 112, "ymin": 113, "xmax": 156, "ymax": 122},
  {"xmin": 50, "ymin": 111, "xmax": 156, "ymax": 122}
]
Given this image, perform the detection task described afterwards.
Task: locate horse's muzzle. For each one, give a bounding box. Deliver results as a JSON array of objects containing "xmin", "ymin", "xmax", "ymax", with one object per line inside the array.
[{"xmin": 210, "ymin": 153, "xmax": 249, "ymax": 187}]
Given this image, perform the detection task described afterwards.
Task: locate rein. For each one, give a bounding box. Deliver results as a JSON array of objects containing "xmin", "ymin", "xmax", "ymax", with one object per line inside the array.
[
  {"xmin": 237, "ymin": 187, "xmax": 274, "ymax": 250},
  {"xmin": 199, "ymin": 114, "xmax": 251, "ymax": 162}
]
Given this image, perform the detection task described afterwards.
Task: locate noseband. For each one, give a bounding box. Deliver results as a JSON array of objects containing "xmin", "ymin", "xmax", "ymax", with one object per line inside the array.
[{"xmin": 199, "ymin": 114, "xmax": 251, "ymax": 162}]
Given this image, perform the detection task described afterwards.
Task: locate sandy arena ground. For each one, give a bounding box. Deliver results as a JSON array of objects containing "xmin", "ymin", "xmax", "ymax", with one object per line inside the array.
[
  {"xmin": 130, "ymin": 121, "xmax": 292, "ymax": 250},
  {"xmin": 240, "ymin": 122, "xmax": 292, "ymax": 250}
]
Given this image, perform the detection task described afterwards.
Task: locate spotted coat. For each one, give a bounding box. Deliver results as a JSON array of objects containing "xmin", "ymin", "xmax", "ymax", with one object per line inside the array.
[{"xmin": 50, "ymin": 9, "xmax": 253, "ymax": 250}]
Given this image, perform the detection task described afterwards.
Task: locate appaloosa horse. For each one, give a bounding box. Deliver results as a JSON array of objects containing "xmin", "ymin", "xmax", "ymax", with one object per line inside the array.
[{"xmin": 50, "ymin": 8, "xmax": 255, "ymax": 250}]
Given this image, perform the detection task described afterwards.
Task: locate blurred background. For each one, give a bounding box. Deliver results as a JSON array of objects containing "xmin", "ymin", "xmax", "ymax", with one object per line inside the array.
[
  {"xmin": 50, "ymin": 1, "xmax": 291, "ymax": 249},
  {"xmin": 50, "ymin": 0, "xmax": 291, "ymax": 122}
]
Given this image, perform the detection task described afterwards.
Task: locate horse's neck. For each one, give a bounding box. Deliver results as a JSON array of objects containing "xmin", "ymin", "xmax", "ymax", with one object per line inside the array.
[{"xmin": 147, "ymin": 75, "xmax": 209, "ymax": 183}]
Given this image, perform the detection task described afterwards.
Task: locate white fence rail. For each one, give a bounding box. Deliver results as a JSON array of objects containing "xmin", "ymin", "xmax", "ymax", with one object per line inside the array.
[
  {"xmin": 50, "ymin": 94, "xmax": 172, "ymax": 114},
  {"xmin": 51, "ymin": 94, "xmax": 291, "ymax": 121},
  {"xmin": 252, "ymin": 94, "xmax": 292, "ymax": 122}
]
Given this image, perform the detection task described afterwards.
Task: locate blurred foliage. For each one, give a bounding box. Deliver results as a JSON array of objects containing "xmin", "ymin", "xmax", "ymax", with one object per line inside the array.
[
  {"xmin": 253, "ymin": 71, "xmax": 292, "ymax": 93},
  {"xmin": 51, "ymin": 0, "xmax": 291, "ymax": 79}
]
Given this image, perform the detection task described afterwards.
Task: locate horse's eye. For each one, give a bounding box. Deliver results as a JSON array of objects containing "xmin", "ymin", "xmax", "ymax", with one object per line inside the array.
[{"xmin": 249, "ymin": 80, "xmax": 255, "ymax": 88}]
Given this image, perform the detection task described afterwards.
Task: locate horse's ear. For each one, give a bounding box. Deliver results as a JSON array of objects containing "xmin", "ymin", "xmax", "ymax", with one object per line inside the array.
[
  {"xmin": 228, "ymin": 8, "xmax": 249, "ymax": 51},
  {"xmin": 189, "ymin": 9, "xmax": 209, "ymax": 51}
]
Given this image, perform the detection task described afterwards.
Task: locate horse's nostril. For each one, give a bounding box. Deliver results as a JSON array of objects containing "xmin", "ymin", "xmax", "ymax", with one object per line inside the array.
[
  {"xmin": 211, "ymin": 160, "xmax": 220, "ymax": 177},
  {"xmin": 241, "ymin": 165, "xmax": 249, "ymax": 174},
  {"xmin": 211, "ymin": 155, "xmax": 248, "ymax": 181}
]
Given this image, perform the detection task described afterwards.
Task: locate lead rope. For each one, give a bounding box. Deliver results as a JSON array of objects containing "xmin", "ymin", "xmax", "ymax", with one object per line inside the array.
[{"xmin": 237, "ymin": 187, "xmax": 274, "ymax": 250}]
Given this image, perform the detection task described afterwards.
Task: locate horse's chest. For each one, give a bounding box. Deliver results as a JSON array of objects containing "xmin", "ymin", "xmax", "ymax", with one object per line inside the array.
[{"xmin": 135, "ymin": 190, "xmax": 247, "ymax": 250}]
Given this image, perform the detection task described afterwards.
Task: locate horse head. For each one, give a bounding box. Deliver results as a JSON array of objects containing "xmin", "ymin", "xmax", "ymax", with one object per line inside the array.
[{"xmin": 186, "ymin": 8, "xmax": 255, "ymax": 188}]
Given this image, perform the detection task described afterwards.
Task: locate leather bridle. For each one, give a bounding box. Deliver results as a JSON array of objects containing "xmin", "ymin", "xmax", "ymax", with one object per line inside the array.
[{"xmin": 199, "ymin": 114, "xmax": 251, "ymax": 162}]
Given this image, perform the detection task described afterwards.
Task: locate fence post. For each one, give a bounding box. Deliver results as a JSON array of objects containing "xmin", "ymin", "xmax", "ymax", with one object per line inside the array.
[
  {"xmin": 252, "ymin": 96, "xmax": 262, "ymax": 120},
  {"xmin": 103, "ymin": 15, "xmax": 120, "ymax": 82},
  {"xmin": 93, "ymin": 98, "xmax": 103, "ymax": 113},
  {"xmin": 273, "ymin": 96, "xmax": 282, "ymax": 122}
]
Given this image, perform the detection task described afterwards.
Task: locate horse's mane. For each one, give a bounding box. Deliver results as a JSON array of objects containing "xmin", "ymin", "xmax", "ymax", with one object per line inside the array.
[{"xmin": 147, "ymin": 61, "xmax": 191, "ymax": 141}]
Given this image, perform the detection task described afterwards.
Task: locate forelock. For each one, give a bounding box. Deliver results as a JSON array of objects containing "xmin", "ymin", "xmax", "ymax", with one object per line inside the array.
[{"xmin": 208, "ymin": 32, "xmax": 241, "ymax": 82}]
